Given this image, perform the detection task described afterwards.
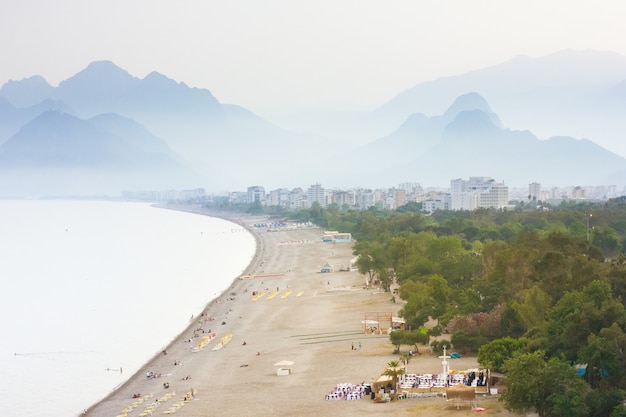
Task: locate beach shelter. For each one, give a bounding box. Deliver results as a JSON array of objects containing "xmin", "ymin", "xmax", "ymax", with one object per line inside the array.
[
  {"xmin": 392, "ymin": 317, "xmax": 406, "ymax": 330},
  {"xmin": 446, "ymin": 384, "xmax": 476, "ymax": 409},
  {"xmin": 372, "ymin": 374, "xmax": 394, "ymax": 394},
  {"xmin": 274, "ymin": 360, "xmax": 294, "ymax": 376}
]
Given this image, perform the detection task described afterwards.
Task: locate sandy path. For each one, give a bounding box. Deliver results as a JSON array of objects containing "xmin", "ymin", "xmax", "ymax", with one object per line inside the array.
[{"xmin": 83, "ymin": 209, "xmax": 517, "ymax": 417}]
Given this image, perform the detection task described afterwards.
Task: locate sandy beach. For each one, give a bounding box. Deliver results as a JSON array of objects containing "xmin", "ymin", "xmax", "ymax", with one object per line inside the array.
[{"xmin": 84, "ymin": 208, "xmax": 515, "ymax": 417}]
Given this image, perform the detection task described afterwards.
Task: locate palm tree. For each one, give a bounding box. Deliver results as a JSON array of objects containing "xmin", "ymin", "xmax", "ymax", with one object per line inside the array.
[
  {"xmin": 400, "ymin": 353, "xmax": 412, "ymax": 375},
  {"xmin": 384, "ymin": 360, "xmax": 406, "ymax": 392}
]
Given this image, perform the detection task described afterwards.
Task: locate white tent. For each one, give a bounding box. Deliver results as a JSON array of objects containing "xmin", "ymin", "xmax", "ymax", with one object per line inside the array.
[
  {"xmin": 274, "ymin": 360, "xmax": 295, "ymax": 367},
  {"xmin": 274, "ymin": 360, "xmax": 294, "ymax": 376}
]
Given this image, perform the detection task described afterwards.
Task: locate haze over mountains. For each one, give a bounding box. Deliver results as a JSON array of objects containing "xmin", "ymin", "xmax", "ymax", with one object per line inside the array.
[{"xmin": 0, "ymin": 49, "xmax": 625, "ymax": 197}]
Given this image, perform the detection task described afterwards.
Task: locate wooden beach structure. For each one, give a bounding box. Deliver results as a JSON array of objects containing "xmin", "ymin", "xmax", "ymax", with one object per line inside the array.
[
  {"xmin": 446, "ymin": 384, "xmax": 477, "ymax": 409},
  {"xmin": 362, "ymin": 312, "xmax": 392, "ymax": 334}
]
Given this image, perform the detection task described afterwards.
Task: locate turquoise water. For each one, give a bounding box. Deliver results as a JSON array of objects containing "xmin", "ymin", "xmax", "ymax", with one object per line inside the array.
[{"xmin": 0, "ymin": 200, "xmax": 255, "ymax": 417}]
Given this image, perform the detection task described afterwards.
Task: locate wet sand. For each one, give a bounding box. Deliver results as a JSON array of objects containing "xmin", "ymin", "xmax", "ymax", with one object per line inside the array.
[{"xmin": 83, "ymin": 207, "xmax": 515, "ymax": 417}]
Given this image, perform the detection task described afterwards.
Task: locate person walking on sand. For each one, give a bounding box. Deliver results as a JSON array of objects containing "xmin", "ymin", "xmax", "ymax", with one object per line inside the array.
[
  {"xmin": 351, "ymin": 342, "xmax": 355, "ymax": 350},
  {"xmin": 358, "ymin": 342, "xmax": 362, "ymax": 350}
]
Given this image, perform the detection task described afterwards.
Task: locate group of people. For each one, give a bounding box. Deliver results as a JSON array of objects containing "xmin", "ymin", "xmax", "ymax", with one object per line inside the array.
[
  {"xmin": 465, "ymin": 370, "xmax": 487, "ymax": 386},
  {"xmin": 398, "ymin": 370, "xmax": 488, "ymax": 390}
]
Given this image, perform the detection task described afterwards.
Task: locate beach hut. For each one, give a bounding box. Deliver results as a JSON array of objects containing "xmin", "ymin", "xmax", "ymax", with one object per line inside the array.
[
  {"xmin": 331, "ymin": 232, "xmax": 352, "ymax": 243},
  {"xmin": 372, "ymin": 374, "xmax": 394, "ymax": 396},
  {"xmin": 274, "ymin": 360, "xmax": 294, "ymax": 376},
  {"xmin": 320, "ymin": 263, "xmax": 333, "ymax": 273},
  {"xmin": 392, "ymin": 317, "xmax": 406, "ymax": 330},
  {"xmin": 446, "ymin": 384, "xmax": 476, "ymax": 409}
]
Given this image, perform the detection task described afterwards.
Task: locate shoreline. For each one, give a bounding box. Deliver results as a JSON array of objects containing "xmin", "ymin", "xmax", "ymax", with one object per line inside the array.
[
  {"xmin": 82, "ymin": 205, "xmax": 263, "ymax": 415},
  {"xmin": 84, "ymin": 204, "xmax": 510, "ymax": 417}
]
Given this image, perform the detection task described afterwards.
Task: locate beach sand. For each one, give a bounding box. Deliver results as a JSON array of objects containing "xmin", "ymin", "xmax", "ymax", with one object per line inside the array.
[{"xmin": 84, "ymin": 208, "xmax": 518, "ymax": 417}]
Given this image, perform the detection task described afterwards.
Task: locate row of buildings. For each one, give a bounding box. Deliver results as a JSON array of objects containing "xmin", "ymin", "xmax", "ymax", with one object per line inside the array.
[
  {"xmin": 240, "ymin": 177, "xmax": 513, "ymax": 213},
  {"xmin": 123, "ymin": 178, "xmax": 620, "ymax": 213},
  {"xmin": 230, "ymin": 178, "xmax": 618, "ymax": 213}
]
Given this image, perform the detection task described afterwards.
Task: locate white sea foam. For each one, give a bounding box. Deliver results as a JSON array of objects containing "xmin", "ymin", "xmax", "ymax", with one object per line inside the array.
[{"xmin": 0, "ymin": 200, "xmax": 255, "ymax": 417}]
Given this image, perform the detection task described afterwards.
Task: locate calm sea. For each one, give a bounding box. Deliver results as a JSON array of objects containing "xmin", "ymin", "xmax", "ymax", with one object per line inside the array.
[{"xmin": 0, "ymin": 200, "xmax": 255, "ymax": 417}]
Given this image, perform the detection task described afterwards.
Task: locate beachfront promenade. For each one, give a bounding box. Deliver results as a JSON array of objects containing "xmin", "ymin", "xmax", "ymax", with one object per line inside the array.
[{"xmin": 84, "ymin": 208, "xmax": 490, "ymax": 417}]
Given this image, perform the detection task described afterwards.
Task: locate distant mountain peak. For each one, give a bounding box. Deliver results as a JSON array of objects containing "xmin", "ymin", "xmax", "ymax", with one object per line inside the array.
[
  {"xmin": 2, "ymin": 74, "xmax": 51, "ymax": 89},
  {"xmin": 57, "ymin": 61, "xmax": 135, "ymax": 93},
  {"xmin": 443, "ymin": 109, "xmax": 500, "ymax": 140},
  {"xmin": 82, "ymin": 60, "xmax": 131, "ymax": 77},
  {"xmin": 0, "ymin": 75, "xmax": 55, "ymax": 108},
  {"xmin": 142, "ymin": 70, "xmax": 189, "ymax": 89},
  {"xmin": 443, "ymin": 92, "xmax": 491, "ymax": 117},
  {"xmin": 144, "ymin": 71, "xmax": 171, "ymax": 81},
  {"xmin": 443, "ymin": 92, "xmax": 502, "ymax": 127}
]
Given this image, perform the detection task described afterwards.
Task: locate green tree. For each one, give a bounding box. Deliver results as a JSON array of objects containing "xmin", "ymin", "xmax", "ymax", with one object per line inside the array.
[
  {"xmin": 430, "ymin": 339, "xmax": 451, "ymax": 355},
  {"xmin": 512, "ymin": 285, "xmax": 552, "ymax": 332},
  {"xmin": 353, "ymin": 240, "xmax": 390, "ymax": 288},
  {"xmin": 450, "ymin": 330, "xmax": 478, "ymax": 354},
  {"xmin": 389, "ymin": 329, "xmax": 429, "ymax": 353},
  {"xmin": 593, "ymin": 226, "xmax": 622, "ymax": 258},
  {"xmin": 578, "ymin": 323, "xmax": 626, "ymax": 389},
  {"xmin": 389, "ymin": 330, "xmax": 406, "ymax": 353},
  {"xmin": 477, "ymin": 336, "xmax": 527, "ymax": 372},
  {"xmin": 535, "ymin": 251, "xmax": 573, "ymax": 301},
  {"xmin": 610, "ymin": 403, "xmax": 626, "ymax": 417},
  {"xmin": 543, "ymin": 280, "xmax": 626, "ymax": 360},
  {"xmin": 398, "ymin": 274, "xmax": 451, "ymax": 327},
  {"xmin": 308, "ymin": 201, "xmax": 323, "ymax": 224},
  {"xmin": 321, "ymin": 203, "xmax": 341, "ymax": 230},
  {"xmin": 398, "ymin": 280, "xmax": 431, "ymax": 328},
  {"xmin": 425, "ymin": 274, "xmax": 451, "ymax": 325},
  {"xmin": 501, "ymin": 351, "xmax": 588, "ymax": 417},
  {"xmin": 584, "ymin": 387, "xmax": 626, "ymax": 417}
]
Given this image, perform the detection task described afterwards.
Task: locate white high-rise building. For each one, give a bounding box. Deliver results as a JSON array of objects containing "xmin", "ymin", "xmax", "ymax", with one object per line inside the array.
[
  {"xmin": 307, "ymin": 183, "xmax": 327, "ymax": 208},
  {"xmin": 247, "ymin": 186, "xmax": 265, "ymax": 204},
  {"xmin": 332, "ymin": 190, "xmax": 356, "ymax": 208},
  {"xmin": 288, "ymin": 188, "xmax": 306, "ymax": 210},
  {"xmin": 450, "ymin": 177, "xmax": 508, "ymax": 210},
  {"xmin": 529, "ymin": 182, "xmax": 541, "ymax": 200},
  {"xmin": 422, "ymin": 194, "xmax": 451, "ymax": 213},
  {"xmin": 268, "ymin": 188, "xmax": 290, "ymax": 207}
]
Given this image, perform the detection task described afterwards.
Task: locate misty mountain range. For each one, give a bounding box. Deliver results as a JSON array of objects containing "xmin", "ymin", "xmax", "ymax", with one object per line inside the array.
[{"xmin": 1, "ymin": 49, "xmax": 626, "ymax": 197}]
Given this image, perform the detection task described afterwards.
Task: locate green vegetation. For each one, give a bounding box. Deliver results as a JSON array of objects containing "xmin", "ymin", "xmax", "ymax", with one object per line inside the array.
[
  {"xmin": 208, "ymin": 198, "xmax": 626, "ymax": 415},
  {"xmin": 305, "ymin": 201, "xmax": 626, "ymax": 415}
]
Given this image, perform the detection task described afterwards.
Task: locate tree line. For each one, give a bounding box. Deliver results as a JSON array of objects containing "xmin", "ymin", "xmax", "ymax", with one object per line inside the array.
[{"xmin": 283, "ymin": 200, "xmax": 626, "ymax": 417}]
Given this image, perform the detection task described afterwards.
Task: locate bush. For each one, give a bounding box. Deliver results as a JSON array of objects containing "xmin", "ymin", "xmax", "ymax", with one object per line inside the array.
[
  {"xmin": 430, "ymin": 339, "xmax": 451, "ymax": 355},
  {"xmin": 451, "ymin": 330, "xmax": 486, "ymax": 354}
]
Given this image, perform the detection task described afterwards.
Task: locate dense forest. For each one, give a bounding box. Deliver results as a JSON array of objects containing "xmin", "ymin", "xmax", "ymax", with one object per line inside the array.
[{"xmin": 205, "ymin": 197, "xmax": 626, "ymax": 416}]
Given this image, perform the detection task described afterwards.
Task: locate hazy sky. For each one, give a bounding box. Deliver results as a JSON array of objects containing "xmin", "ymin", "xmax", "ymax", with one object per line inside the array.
[{"xmin": 1, "ymin": 0, "xmax": 625, "ymax": 117}]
